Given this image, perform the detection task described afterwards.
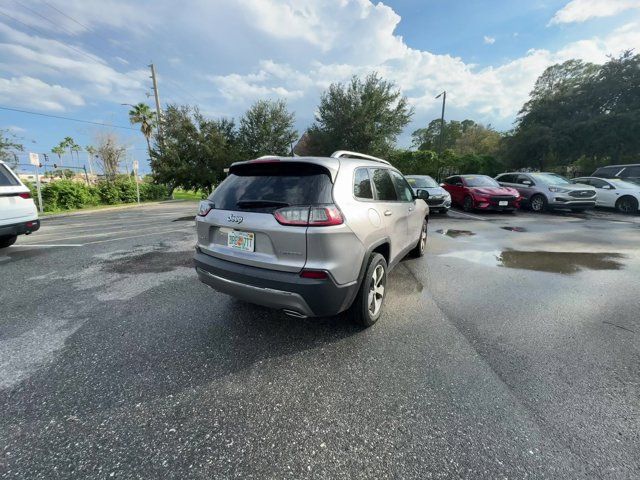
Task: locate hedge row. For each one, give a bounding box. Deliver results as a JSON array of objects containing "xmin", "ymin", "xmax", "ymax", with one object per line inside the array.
[{"xmin": 33, "ymin": 179, "xmax": 169, "ymax": 211}]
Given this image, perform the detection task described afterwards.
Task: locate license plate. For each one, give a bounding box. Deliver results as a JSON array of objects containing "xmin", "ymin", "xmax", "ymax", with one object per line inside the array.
[
  {"xmin": 499, "ymin": 201, "xmax": 508, "ymax": 206},
  {"xmin": 227, "ymin": 231, "xmax": 255, "ymax": 252}
]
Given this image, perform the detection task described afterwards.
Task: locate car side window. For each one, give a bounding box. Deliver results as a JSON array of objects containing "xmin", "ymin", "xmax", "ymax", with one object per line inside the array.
[
  {"xmin": 589, "ymin": 178, "xmax": 608, "ymax": 189},
  {"xmin": 516, "ymin": 174, "xmax": 533, "ymax": 185},
  {"xmin": 498, "ymin": 174, "xmax": 514, "ymax": 183},
  {"xmin": 390, "ymin": 171, "xmax": 413, "ymax": 202},
  {"xmin": 446, "ymin": 176, "xmax": 461, "ymax": 186},
  {"xmin": 353, "ymin": 168, "xmax": 373, "ymax": 199},
  {"xmin": 622, "ymin": 166, "xmax": 640, "ymax": 177},
  {"xmin": 371, "ymin": 169, "xmax": 398, "ymax": 201}
]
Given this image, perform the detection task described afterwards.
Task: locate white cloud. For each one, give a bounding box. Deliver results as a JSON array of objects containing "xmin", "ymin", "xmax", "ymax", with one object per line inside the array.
[
  {"xmin": 549, "ymin": 0, "xmax": 640, "ymax": 25},
  {"xmin": 0, "ymin": 76, "xmax": 84, "ymax": 111},
  {"xmin": 484, "ymin": 35, "xmax": 496, "ymax": 45}
]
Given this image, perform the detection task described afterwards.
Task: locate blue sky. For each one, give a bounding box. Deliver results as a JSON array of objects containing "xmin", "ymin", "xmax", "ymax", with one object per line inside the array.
[{"xmin": 1, "ymin": 0, "xmax": 639, "ymax": 174}]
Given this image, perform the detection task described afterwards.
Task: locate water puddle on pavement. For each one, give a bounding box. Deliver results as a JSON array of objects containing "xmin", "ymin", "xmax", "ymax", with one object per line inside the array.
[
  {"xmin": 103, "ymin": 250, "xmax": 194, "ymax": 274},
  {"xmin": 501, "ymin": 226, "xmax": 527, "ymax": 232},
  {"xmin": 436, "ymin": 229, "xmax": 475, "ymax": 238},
  {"xmin": 441, "ymin": 249, "xmax": 625, "ymax": 274}
]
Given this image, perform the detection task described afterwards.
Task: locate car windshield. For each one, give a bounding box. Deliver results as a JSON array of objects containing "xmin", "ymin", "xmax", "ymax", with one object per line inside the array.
[
  {"xmin": 406, "ymin": 176, "xmax": 438, "ymax": 188},
  {"xmin": 530, "ymin": 173, "xmax": 571, "ymax": 185},
  {"xmin": 464, "ymin": 176, "xmax": 499, "ymax": 187}
]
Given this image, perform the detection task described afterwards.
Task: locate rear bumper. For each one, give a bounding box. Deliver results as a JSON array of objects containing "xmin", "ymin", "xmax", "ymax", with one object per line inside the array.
[
  {"xmin": 194, "ymin": 249, "xmax": 359, "ymax": 317},
  {"xmin": 0, "ymin": 219, "xmax": 40, "ymax": 237}
]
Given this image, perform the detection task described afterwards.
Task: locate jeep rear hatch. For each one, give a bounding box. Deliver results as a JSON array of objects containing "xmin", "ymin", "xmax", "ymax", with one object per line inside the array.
[{"xmin": 195, "ymin": 161, "xmax": 336, "ymax": 272}]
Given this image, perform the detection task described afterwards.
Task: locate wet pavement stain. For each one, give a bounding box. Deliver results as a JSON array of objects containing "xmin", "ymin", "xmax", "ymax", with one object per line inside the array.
[
  {"xmin": 173, "ymin": 216, "xmax": 195, "ymax": 222},
  {"xmin": 498, "ymin": 250, "xmax": 625, "ymax": 274},
  {"xmin": 501, "ymin": 226, "xmax": 527, "ymax": 232},
  {"xmin": 103, "ymin": 250, "xmax": 194, "ymax": 274},
  {"xmin": 436, "ymin": 229, "xmax": 476, "ymax": 238}
]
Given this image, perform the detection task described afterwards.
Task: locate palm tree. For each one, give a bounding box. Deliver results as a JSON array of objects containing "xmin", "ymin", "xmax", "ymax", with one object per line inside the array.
[
  {"xmin": 85, "ymin": 145, "xmax": 96, "ymax": 175},
  {"xmin": 51, "ymin": 145, "xmax": 65, "ymax": 165},
  {"xmin": 127, "ymin": 103, "xmax": 155, "ymax": 159}
]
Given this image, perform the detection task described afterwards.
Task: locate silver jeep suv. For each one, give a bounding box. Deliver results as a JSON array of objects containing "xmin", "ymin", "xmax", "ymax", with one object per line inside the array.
[{"xmin": 194, "ymin": 151, "xmax": 429, "ymax": 326}]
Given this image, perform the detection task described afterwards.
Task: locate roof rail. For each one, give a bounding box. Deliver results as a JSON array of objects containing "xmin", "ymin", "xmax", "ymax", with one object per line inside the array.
[{"xmin": 330, "ymin": 150, "xmax": 390, "ymax": 165}]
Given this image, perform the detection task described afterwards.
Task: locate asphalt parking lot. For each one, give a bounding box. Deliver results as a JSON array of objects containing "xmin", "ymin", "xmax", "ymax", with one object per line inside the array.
[{"xmin": 1, "ymin": 201, "xmax": 639, "ymax": 479}]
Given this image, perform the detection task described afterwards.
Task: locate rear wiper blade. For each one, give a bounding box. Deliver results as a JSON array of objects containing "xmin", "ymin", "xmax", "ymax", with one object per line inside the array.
[{"xmin": 236, "ymin": 200, "xmax": 290, "ymax": 208}]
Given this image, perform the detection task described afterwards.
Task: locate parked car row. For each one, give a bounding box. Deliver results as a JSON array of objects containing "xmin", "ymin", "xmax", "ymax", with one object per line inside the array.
[{"xmin": 408, "ymin": 169, "xmax": 640, "ymax": 215}]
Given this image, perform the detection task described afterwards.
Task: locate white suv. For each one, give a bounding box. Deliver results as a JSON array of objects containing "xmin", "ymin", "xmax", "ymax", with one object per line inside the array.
[{"xmin": 0, "ymin": 161, "xmax": 40, "ymax": 248}]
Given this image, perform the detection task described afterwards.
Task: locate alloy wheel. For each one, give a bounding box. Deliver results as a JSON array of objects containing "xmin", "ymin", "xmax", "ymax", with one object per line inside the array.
[{"xmin": 368, "ymin": 264, "xmax": 386, "ymax": 316}]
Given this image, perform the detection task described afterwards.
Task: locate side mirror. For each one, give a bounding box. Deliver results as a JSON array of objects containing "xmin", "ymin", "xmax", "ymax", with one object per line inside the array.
[
  {"xmin": 603, "ymin": 185, "xmax": 614, "ymax": 190},
  {"xmin": 415, "ymin": 189, "xmax": 430, "ymax": 201},
  {"xmin": 522, "ymin": 180, "xmax": 532, "ymax": 186}
]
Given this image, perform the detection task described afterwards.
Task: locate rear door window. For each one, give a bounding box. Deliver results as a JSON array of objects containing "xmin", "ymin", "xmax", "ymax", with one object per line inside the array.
[
  {"xmin": 353, "ymin": 168, "xmax": 373, "ymax": 199},
  {"xmin": 211, "ymin": 163, "xmax": 333, "ymax": 212},
  {"xmin": 0, "ymin": 164, "xmax": 20, "ymax": 187},
  {"xmin": 371, "ymin": 169, "xmax": 398, "ymax": 201},
  {"xmin": 390, "ymin": 171, "xmax": 413, "ymax": 202}
]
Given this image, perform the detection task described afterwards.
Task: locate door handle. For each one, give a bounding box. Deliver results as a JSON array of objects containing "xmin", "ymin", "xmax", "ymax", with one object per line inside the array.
[
  {"xmin": 384, "ymin": 210, "xmax": 392, "ymax": 216},
  {"xmin": 408, "ymin": 206, "xmax": 414, "ymax": 212}
]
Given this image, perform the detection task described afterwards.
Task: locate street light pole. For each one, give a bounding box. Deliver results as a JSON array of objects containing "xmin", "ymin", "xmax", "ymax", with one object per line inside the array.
[{"xmin": 435, "ymin": 91, "xmax": 446, "ymax": 153}]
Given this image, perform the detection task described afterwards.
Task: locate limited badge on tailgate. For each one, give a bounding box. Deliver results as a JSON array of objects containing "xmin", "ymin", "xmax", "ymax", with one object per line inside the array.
[{"xmin": 227, "ymin": 231, "xmax": 255, "ymax": 252}]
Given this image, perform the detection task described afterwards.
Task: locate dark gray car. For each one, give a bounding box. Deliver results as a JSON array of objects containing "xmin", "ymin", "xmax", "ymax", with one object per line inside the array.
[
  {"xmin": 405, "ymin": 175, "xmax": 451, "ymax": 213},
  {"xmin": 495, "ymin": 172, "xmax": 596, "ymax": 212}
]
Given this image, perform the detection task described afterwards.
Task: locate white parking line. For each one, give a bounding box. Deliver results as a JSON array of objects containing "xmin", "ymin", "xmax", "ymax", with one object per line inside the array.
[{"xmin": 11, "ymin": 244, "xmax": 84, "ymax": 247}]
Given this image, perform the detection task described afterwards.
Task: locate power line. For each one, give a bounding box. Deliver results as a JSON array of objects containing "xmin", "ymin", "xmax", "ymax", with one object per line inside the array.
[{"xmin": 0, "ymin": 105, "xmax": 137, "ymax": 130}]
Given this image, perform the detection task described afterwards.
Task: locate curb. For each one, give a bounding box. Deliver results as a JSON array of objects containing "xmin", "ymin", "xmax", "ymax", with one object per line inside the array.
[{"xmin": 40, "ymin": 200, "xmax": 197, "ymax": 220}]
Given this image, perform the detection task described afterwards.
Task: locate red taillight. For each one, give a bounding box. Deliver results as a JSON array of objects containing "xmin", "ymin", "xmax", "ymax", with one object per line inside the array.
[
  {"xmin": 18, "ymin": 192, "xmax": 31, "ymax": 199},
  {"xmin": 274, "ymin": 205, "xmax": 343, "ymax": 227},
  {"xmin": 197, "ymin": 201, "xmax": 213, "ymax": 217},
  {"xmin": 300, "ymin": 270, "xmax": 328, "ymax": 279}
]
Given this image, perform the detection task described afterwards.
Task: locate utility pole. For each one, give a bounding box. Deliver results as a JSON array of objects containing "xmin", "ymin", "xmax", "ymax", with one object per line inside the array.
[
  {"xmin": 149, "ymin": 63, "xmax": 163, "ymax": 139},
  {"xmin": 435, "ymin": 91, "xmax": 447, "ymax": 153}
]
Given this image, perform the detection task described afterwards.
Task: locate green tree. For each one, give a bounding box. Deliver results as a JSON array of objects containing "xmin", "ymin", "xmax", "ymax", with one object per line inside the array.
[
  {"xmin": 454, "ymin": 123, "xmax": 501, "ymax": 156},
  {"xmin": 127, "ymin": 103, "xmax": 156, "ymax": 159},
  {"xmin": 150, "ymin": 105, "xmax": 241, "ymax": 195},
  {"xmin": 306, "ymin": 72, "xmax": 413, "ymax": 156},
  {"xmin": 0, "ymin": 129, "xmax": 23, "ymax": 167},
  {"xmin": 238, "ymin": 99, "xmax": 297, "ymax": 158},
  {"xmin": 51, "ymin": 145, "xmax": 65, "ymax": 164},
  {"xmin": 411, "ymin": 119, "xmax": 474, "ymax": 151}
]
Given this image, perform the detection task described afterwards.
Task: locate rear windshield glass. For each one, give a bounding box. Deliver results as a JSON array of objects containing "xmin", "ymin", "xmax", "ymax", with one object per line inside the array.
[
  {"xmin": 406, "ymin": 176, "xmax": 438, "ymax": 188},
  {"xmin": 0, "ymin": 164, "xmax": 20, "ymax": 186},
  {"xmin": 464, "ymin": 175, "xmax": 499, "ymax": 187},
  {"xmin": 210, "ymin": 163, "xmax": 333, "ymax": 212}
]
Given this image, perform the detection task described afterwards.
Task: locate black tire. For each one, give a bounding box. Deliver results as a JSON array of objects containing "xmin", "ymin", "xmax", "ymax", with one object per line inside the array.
[
  {"xmin": 0, "ymin": 235, "xmax": 17, "ymax": 249},
  {"xmin": 529, "ymin": 194, "xmax": 546, "ymax": 212},
  {"xmin": 616, "ymin": 196, "xmax": 638, "ymax": 214},
  {"xmin": 409, "ymin": 219, "xmax": 428, "ymax": 258},
  {"xmin": 349, "ymin": 253, "xmax": 387, "ymax": 327},
  {"xmin": 440, "ymin": 209, "xmax": 449, "ymax": 215},
  {"xmin": 463, "ymin": 196, "xmax": 474, "ymax": 212}
]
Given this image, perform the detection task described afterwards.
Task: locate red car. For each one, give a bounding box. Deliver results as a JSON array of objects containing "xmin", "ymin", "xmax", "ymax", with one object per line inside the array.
[{"xmin": 442, "ymin": 175, "xmax": 521, "ymax": 212}]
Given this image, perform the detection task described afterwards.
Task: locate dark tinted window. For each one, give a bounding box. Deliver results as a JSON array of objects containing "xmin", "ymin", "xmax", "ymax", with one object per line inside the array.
[
  {"xmin": 516, "ymin": 174, "xmax": 533, "ymax": 185},
  {"xmin": 444, "ymin": 176, "xmax": 461, "ymax": 186},
  {"xmin": 621, "ymin": 166, "xmax": 640, "ymax": 177},
  {"xmin": 0, "ymin": 164, "xmax": 20, "ymax": 186},
  {"xmin": 390, "ymin": 171, "xmax": 413, "ymax": 202},
  {"xmin": 593, "ymin": 166, "xmax": 623, "ymax": 178},
  {"xmin": 371, "ymin": 169, "xmax": 397, "ymax": 201},
  {"xmin": 353, "ymin": 168, "xmax": 373, "ymax": 199},
  {"xmin": 211, "ymin": 163, "xmax": 333, "ymax": 212},
  {"xmin": 497, "ymin": 174, "xmax": 515, "ymax": 183},
  {"xmin": 588, "ymin": 178, "xmax": 609, "ymax": 188}
]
